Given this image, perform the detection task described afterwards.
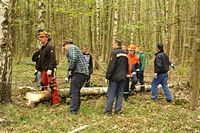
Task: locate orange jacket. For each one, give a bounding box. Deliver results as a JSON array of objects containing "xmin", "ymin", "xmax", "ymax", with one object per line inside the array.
[{"xmin": 128, "ymin": 53, "xmax": 140, "ymax": 77}]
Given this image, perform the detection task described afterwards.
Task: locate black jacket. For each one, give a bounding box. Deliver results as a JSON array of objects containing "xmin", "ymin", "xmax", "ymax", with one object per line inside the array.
[
  {"xmin": 106, "ymin": 48, "xmax": 128, "ymax": 81},
  {"xmin": 32, "ymin": 50, "xmax": 40, "ymax": 70},
  {"xmin": 154, "ymin": 50, "xmax": 170, "ymax": 74},
  {"xmin": 37, "ymin": 42, "xmax": 57, "ymax": 71}
]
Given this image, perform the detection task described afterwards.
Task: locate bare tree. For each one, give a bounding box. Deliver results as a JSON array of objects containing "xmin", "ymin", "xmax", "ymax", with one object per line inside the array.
[
  {"xmin": 0, "ymin": 0, "xmax": 12, "ymax": 103},
  {"xmin": 190, "ymin": 0, "xmax": 200, "ymax": 110}
]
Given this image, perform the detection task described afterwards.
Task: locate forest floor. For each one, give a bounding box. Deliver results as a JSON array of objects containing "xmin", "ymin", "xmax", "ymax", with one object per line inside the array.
[{"xmin": 0, "ymin": 58, "xmax": 199, "ymax": 132}]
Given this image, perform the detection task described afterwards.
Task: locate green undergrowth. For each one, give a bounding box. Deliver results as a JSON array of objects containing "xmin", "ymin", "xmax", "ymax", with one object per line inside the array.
[{"xmin": 0, "ymin": 57, "xmax": 199, "ymax": 132}]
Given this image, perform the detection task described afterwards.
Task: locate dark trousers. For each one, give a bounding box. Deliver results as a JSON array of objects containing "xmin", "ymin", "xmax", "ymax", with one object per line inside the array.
[
  {"xmin": 70, "ymin": 73, "xmax": 88, "ymax": 112},
  {"xmin": 105, "ymin": 80, "xmax": 124, "ymax": 113},
  {"xmin": 123, "ymin": 78, "xmax": 130, "ymax": 100},
  {"xmin": 137, "ymin": 71, "xmax": 145, "ymax": 91}
]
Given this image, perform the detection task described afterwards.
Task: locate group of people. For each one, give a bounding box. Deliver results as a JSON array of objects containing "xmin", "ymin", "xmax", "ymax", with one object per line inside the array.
[
  {"xmin": 105, "ymin": 40, "xmax": 174, "ymax": 114},
  {"xmin": 32, "ymin": 30, "xmax": 174, "ymax": 115}
]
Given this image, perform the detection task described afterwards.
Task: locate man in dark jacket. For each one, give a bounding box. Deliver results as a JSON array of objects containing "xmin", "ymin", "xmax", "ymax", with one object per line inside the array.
[
  {"xmin": 63, "ymin": 39, "xmax": 89, "ymax": 114},
  {"xmin": 151, "ymin": 43, "xmax": 173, "ymax": 102},
  {"xmin": 105, "ymin": 40, "xmax": 128, "ymax": 114},
  {"xmin": 37, "ymin": 30, "xmax": 60, "ymax": 105}
]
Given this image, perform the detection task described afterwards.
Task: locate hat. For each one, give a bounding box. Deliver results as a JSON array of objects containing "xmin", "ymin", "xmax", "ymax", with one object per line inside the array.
[
  {"xmin": 63, "ymin": 39, "xmax": 73, "ymax": 46},
  {"xmin": 37, "ymin": 30, "xmax": 50, "ymax": 38},
  {"xmin": 157, "ymin": 43, "xmax": 164, "ymax": 50},
  {"xmin": 128, "ymin": 44, "xmax": 136, "ymax": 51}
]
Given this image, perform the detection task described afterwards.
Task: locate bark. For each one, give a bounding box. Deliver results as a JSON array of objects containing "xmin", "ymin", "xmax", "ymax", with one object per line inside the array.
[
  {"xmin": 190, "ymin": 0, "xmax": 200, "ymax": 110},
  {"xmin": 38, "ymin": 0, "xmax": 46, "ymax": 30},
  {"xmin": 0, "ymin": 0, "xmax": 12, "ymax": 103},
  {"xmin": 21, "ymin": 81, "xmax": 189, "ymax": 106},
  {"xmin": 112, "ymin": 0, "xmax": 119, "ymax": 40}
]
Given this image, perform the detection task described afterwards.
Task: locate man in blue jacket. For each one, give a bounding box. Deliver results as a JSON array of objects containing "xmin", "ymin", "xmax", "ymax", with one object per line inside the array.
[
  {"xmin": 151, "ymin": 43, "xmax": 173, "ymax": 102},
  {"xmin": 105, "ymin": 40, "xmax": 129, "ymax": 114}
]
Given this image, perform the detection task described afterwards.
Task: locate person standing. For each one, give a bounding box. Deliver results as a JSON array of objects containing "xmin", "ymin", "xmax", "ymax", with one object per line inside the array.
[
  {"xmin": 63, "ymin": 39, "xmax": 89, "ymax": 114},
  {"xmin": 37, "ymin": 30, "xmax": 60, "ymax": 105},
  {"xmin": 82, "ymin": 46, "xmax": 93, "ymax": 87},
  {"xmin": 105, "ymin": 40, "xmax": 128, "ymax": 114},
  {"xmin": 136, "ymin": 46, "xmax": 146, "ymax": 92},
  {"xmin": 151, "ymin": 43, "xmax": 173, "ymax": 102}
]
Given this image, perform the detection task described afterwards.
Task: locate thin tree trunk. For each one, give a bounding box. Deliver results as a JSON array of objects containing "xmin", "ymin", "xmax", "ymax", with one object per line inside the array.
[
  {"xmin": 190, "ymin": 0, "xmax": 200, "ymax": 110},
  {"xmin": 0, "ymin": 0, "xmax": 12, "ymax": 103}
]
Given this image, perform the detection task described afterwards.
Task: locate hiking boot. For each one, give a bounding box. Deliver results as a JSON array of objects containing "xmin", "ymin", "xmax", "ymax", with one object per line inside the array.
[
  {"xmin": 69, "ymin": 110, "xmax": 78, "ymax": 115},
  {"xmin": 166, "ymin": 99, "xmax": 172, "ymax": 103},
  {"xmin": 104, "ymin": 111, "xmax": 112, "ymax": 116}
]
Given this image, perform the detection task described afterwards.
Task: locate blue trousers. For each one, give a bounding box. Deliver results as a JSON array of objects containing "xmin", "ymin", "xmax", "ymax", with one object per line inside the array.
[
  {"xmin": 105, "ymin": 80, "xmax": 124, "ymax": 112},
  {"xmin": 151, "ymin": 73, "xmax": 173, "ymax": 101}
]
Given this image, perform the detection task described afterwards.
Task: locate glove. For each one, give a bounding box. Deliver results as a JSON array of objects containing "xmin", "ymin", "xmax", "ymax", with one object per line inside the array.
[
  {"xmin": 132, "ymin": 72, "xmax": 137, "ymax": 75},
  {"xmin": 136, "ymin": 69, "xmax": 140, "ymax": 72},
  {"xmin": 68, "ymin": 71, "xmax": 72, "ymax": 78},
  {"xmin": 47, "ymin": 70, "xmax": 52, "ymax": 75},
  {"xmin": 104, "ymin": 79, "xmax": 109, "ymax": 84},
  {"xmin": 153, "ymin": 73, "xmax": 157, "ymax": 79},
  {"xmin": 127, "ymin": 74, "xmax": 130, "ymax": 78},
  {"xmin": 170, "ymin": 64, "xmax": 175, "ymax": 69},
  {"xmin": 65, "ymin": 77, "xmax": 70, "ymax": 83}
]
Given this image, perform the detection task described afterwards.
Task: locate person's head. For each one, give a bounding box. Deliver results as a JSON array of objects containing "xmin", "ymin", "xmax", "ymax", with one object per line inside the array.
[
  {"xmin": 122, "ymin": 45, "xmax": 127, "ymax": 51},
  {"xmin": 135, "ymin": 45, "xmax": 141, "ymax": 53},
  {"xmin": 63, "ymin": 38, "xmax": 73, "ymax": 50},
  {"xmin": 112, "ymin": 39, "xmax": 122, "ymax": 49},
  {"xmin": 37, "ymin": 30, "xmax": 50, "ymax": 45},
  {"xmin": 128, "ymin": 44, "xmax": 136, "ymax": 55},
  {"xmin": 82, "ymin": 46, "xmax": 89, "ymax": 54},
  {"xmin": 157, "ymin": 43, "xmax": 164, "ymax": 51}
]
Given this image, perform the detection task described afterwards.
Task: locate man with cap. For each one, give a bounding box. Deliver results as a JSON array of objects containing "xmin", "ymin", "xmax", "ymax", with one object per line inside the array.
[
  {"xmin": 63, "ymin": 39, "xmax": 89, "ymax": 114},
  {"xmin": 151, "ymin": 43, "xmax": 174, "ymax": 102},
  {"xmin": 37, "ymin": 30, "xmax": 60, "ymax": 106}
]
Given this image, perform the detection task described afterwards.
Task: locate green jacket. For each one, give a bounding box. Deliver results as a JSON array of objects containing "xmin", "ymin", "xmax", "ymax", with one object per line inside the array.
[{"xmin": 137, "ymin": 51, "xmax": 146, "ymax": 71}]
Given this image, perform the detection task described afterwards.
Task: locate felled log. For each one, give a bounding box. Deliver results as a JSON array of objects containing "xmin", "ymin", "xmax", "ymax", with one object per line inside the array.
[{"xmin": 20, "ymin": 81, "xmax": 189, "ymax": 106}]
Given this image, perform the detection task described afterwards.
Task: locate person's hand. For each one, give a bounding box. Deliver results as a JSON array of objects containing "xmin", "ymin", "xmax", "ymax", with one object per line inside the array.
[
  {"xmin": 171, "ymin": 64, "xmax": 175, "ymax": 69},
  {"xmin": 104, "ymin": 79, "xmax": 109, "ymax": 84},
  {"xmin": 132, "ymin": 72, "xmax": 137, "ymax": 75},
  {"xmin": 136, "ymin": 69, "xmax": 140, "ymax": 72},
  {"xmin": 153, "ymin": 73, "xmax": 157, "ymax": 79},
  {"xmin": 68, "ymin": 71, "xmax": 72, "ymax": 78},
  {"xmin": 47, "ymin": 70, "xmax": 52, "ymax": 75},
  {"xmin": 65, "ymin": 77, "xmax": 70, "ymax": 83},
  {"xmin": 127, "ymin": 74, "xmax": 130, "ymax": 78}
]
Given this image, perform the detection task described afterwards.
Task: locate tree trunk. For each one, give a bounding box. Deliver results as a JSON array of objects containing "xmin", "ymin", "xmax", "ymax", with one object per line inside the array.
[
  {"xmin": 23, "ymin": 81, "xmax": 189, "ymax": 106},
  {"xmin": 0, "ymin": 0, "xmax": 12, "ymax": 103},
  {"xmin": 190, "ymin": 0, "xmax": 200, "ymax": 110},
  {"xmin": 38, "ymin": 0, "xmax": 46, "ymax": 30}
]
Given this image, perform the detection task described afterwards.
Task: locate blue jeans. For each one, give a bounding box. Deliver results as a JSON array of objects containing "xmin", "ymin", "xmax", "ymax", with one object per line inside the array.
[
  {"xmin": 151, "ymin": 73, "xmax": 172, "ymax": 101},
  {"xmin": 105, "ymin": 80, "xmax": 124, "ymax": 112}
]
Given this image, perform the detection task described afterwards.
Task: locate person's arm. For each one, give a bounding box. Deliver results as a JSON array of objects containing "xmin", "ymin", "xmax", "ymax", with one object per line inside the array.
[
  {"xmin": 48, "ymin": 46, "xmax": 57, "ymax": 70},
  {"xmin": 89, "ymin": 54, "xmax": 93, "ymax": 74},
  {"xmin": 140, "ymin": 53, "xmax": 146, "ymax": 71},
  {"xmin": 106, "ymin": 51, "xmax": 117, "ymax": 80},
  {"xmin": 67, "ymin": 47, "xmax": 78, "ymax": 72}
]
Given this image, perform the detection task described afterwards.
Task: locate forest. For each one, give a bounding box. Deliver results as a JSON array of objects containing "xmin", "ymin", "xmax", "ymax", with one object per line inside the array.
[{"xmin": 0, "ymin": 0, "xmax": 199, "ymax": 132}]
